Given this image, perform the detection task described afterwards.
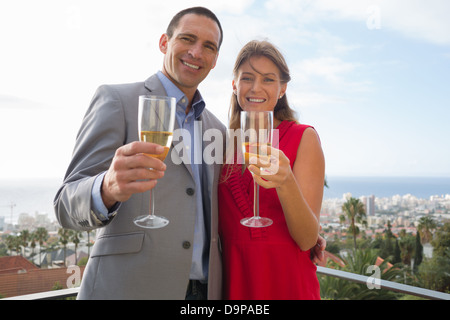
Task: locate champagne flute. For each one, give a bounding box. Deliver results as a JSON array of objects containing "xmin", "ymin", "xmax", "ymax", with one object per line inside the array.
[
  {"xmin": 134, "ymin": 95, "xmax": 176, "ymax": 229},
  {"xmin": 240, "ymin": 111, "xmax": 274, "ymax": 228}
]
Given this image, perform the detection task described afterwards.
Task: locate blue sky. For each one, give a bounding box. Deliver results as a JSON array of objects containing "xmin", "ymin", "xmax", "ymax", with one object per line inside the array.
[{"xmin": 1, "ymin": 0, "xmax": 449, "ymax": 180}]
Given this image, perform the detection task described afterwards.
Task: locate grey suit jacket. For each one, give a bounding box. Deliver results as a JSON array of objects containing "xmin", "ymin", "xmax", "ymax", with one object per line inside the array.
[{"xmin": 54, "ymin": 74, "xmax": 225, "ymax": 300}]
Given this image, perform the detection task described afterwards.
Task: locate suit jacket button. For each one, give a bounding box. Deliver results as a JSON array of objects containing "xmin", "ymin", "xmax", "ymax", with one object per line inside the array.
[
  {"xmin": 186, "ymin": 188, "xmax": 195, "ymax": 196},
  {"xmin": 182, "ymin": 241, "xmax": 191, "ymax": 249}
]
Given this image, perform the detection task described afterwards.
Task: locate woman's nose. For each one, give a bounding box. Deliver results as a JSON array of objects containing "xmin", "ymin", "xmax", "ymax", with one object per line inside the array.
[{"xmin": 251, "ymin": 79, "xmax": 262, "ymax": 92}]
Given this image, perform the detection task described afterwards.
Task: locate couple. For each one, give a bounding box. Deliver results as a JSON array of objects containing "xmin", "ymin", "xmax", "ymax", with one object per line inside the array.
[{"xmin": 54, "ymin": 7, "xmax": 325, "ymax": 300}]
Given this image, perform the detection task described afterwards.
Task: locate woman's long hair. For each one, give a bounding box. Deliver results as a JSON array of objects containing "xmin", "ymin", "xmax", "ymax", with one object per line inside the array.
[{"xmin": 228, "ymin": 40, "xmax": 298, "ymax": 130}]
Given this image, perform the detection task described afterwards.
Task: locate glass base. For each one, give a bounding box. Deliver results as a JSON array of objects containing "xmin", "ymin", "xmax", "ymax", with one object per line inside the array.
[
  {"xmin": 134, "ymin": 215, "xmax": 169, "ymax": 229},
  {"xmin": 240, "ymin": 216, "xmax": 273, "ymax": 228}
]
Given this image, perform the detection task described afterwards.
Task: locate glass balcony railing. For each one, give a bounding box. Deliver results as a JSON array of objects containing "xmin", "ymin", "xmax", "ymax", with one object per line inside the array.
[{"xmin": 2, "ymin": 266, "xmax": 449, "ymax": 300}]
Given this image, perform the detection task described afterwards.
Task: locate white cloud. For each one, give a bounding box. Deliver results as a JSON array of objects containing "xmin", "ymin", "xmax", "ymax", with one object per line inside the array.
[
  {"xmin": 265, "ymin": 0, "xmax": 450, "ymax": 45},
  {"xmin": 295, "ymin": 57, "xmax": 358, "ymax": 84},
  {"xmin": 1, "ymin": 0, "xmax": 449, "ymax": 179}
]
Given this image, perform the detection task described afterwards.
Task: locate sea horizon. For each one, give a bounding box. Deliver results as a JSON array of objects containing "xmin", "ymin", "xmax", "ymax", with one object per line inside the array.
[
  {"xmin": 1, "ymin": 176, "xmax": 449, "ymax": 224},
  {"xmin": 323, "ymin": 175, "xmax": 450, "ymax": 199}
]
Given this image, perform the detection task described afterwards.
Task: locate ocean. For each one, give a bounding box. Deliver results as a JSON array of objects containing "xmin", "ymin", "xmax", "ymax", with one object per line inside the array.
[
  {"xmin": 1, "ymin": 176, "xmax": 449, "ymax": 224},
  {"xmin": 323, "ymin": 176, "xmax": 450, "ymax": 199}
]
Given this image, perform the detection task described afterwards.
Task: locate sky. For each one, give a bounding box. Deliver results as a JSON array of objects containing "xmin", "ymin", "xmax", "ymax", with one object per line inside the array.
[{"xmin": 1, "ymin": 0, "xmax": 450, "ymax": 181}]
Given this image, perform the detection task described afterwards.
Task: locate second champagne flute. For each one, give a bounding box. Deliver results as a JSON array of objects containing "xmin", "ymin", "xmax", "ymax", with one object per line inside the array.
[
  {"xmin": 240, "ymin": 110, "xmax": 274, "ymax": 228},
  {"xmin": 134, "ymin": 95, "xmax": 176, "ymax": 229}
]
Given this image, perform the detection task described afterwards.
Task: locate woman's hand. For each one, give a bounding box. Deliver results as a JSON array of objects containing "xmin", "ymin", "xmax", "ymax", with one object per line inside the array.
[
  {"xmin": 247, "ymin": 127, "xmax": 325, "ymax": 251},
  {"xmin": 247, "ymin": 146, "xmax": 293, "ymax": 190}
]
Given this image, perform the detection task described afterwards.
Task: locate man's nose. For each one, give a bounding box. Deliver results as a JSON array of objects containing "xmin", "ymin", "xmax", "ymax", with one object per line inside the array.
[{"xmin": 188, "ymin": 43, "xmax": 203, "ymax": 59}]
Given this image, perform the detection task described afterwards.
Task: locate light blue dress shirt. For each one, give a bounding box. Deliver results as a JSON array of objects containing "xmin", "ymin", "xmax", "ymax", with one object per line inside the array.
[{"xmin": 91, "ymin": 71, "xmax": 208, "ymax": 282}]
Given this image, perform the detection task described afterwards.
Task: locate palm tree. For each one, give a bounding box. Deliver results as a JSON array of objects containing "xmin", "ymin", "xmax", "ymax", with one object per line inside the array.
[
  {"xmin": 319, "ymin": 249, "xmax": 401, "ymax": 300},
  {"xmin": 58, "ymin": 228, "xmax": 71, "ymax": 267},
  {"xmin": 70, "ymin": 230, "xmax": 83, "ymax": 265},
  {"xmin": 340, "ymin": 197, "xmax": 367, "ymax": 250},
  {"xmin": 5, "ymin": 235, "xmax": 18, "ymax": 255},
  {"xmin": 19, "ymin": 229, "xmax": 30, "ymax": 257},
  {"xmin": 417, "ymin": 216, "xmax": 436, "ymax": 244},
  {"xmin": 29, "ymin": 233, "xmax": 37, "ymax": 258},
  {"xmin": 398, "ymin": 233, "xmax": 415, "ymax": 265},
  {"xmin": 34, "ymin": 227, "xmax": 49, "ymax": 267}
]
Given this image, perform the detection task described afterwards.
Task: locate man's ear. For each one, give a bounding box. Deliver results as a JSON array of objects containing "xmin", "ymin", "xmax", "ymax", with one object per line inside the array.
[{"xmin": 159, "ymin": 34, "xmax": 169, "ymax": 54}]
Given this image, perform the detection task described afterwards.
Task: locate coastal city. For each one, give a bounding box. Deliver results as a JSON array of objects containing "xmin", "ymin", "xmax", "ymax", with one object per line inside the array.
[
  {"xmin": 1, "ymin": 186, "xmax": 450, "ymax": 299},
  {"xmin": 321, "ymin": 192, "xmax": 450, "ymax": 250},
  {"xmin": 1, "ymin": 191, "xmax": 449, "ymax": 256},
  {"xmin": 1, "ymin": 191, "xmax": 449, "ymax": 236}
]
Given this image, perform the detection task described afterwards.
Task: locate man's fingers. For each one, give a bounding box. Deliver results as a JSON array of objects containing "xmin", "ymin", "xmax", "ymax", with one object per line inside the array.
[
  {"xmin": 119, "ymin": 141, "xmax": 165, "ymax": 157},
  {"xmin": 115, "ymin": 142, "xmax": 167, "ymax": 171}
]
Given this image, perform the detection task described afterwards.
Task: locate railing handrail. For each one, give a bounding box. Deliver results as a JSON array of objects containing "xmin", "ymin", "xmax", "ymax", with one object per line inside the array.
[
  {"xmin": 2, "ymin": 287, "xmax": 80, "ymax": 300},
  {"xmin": 316, "ymin": 266, "xmax": 450, "ymax": 300},
  {"xmin": 2, "ymin": 267, "xmax": 449, "ymax": 300}
]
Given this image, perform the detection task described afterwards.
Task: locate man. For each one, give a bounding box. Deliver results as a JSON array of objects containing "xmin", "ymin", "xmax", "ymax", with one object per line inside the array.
[{"xmin": 54, "ymin": 7, "xmax": 225, "ymax": 300}]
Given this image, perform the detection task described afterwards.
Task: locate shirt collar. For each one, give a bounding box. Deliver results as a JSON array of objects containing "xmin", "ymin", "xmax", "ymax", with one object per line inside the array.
[{"xmin": 156, "ymin": 71, "xmax": 206, "ymax": 119}]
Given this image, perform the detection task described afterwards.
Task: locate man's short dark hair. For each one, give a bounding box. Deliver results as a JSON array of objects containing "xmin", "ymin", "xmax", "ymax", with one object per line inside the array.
[{"xmin": 166, "ymin": 7, "xmax": 223, "ymax": 50}]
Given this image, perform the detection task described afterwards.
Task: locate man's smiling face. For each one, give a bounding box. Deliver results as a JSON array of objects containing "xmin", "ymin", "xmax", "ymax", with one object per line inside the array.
[{"xmin": 159, "ymin": 13, "xmax": 220, "ymax": 99}]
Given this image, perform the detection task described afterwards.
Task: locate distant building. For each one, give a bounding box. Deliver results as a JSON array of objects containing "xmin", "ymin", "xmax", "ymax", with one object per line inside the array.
[
  {"xmin": 0, "ymin": 256, "xmax": 85, "ymax": 298},
  {"xmin": 361, "ymin": 195, "xmax": 375, "ymax": 216}
]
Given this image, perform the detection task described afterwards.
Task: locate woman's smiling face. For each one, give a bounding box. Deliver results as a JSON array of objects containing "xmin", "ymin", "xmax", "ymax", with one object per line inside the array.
[{"xmin": 233, "ymin": 55, "xmax": 287, "ymax": 112}]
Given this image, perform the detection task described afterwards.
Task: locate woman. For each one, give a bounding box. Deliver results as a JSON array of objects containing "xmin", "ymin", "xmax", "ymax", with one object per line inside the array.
[{"xmin": 218, "ymin": 40, "xmax": 325, "ymax": 299}]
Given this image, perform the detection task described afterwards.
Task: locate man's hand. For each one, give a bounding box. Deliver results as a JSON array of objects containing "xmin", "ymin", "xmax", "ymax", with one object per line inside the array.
[{"xmin": 101, "ymin": 142, "xmax": 167, "ymax": 209}]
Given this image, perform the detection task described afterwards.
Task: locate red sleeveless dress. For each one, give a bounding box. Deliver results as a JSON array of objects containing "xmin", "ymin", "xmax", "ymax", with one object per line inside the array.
[{"xmin": 218, "ymin": 120, "xmax": 321, "ymax": 300}]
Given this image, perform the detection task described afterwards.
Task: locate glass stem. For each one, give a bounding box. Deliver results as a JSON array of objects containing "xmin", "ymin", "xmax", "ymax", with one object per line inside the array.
[
  {"xmin": 150, "ymin": 188, "xmax": 155, "ymax": 219},
  {"xmin": 254, "ymin": 180, "xmax": 260, "ymax": 218}
]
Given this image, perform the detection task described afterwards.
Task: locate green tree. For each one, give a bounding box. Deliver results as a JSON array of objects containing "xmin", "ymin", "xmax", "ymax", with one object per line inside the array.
[
  {"xmin": 319, "ymin": 249, "xmax": 402, "ymax": 300},
  {"xmin": 380, "ymin": 221, "xmax": 395, "ymax": 260},
  {"xmin": 417, "ymin": 247, "xmax": 450, "ymax": 293},
  {"xmin": 19, "ymin": 229, "xmax": 31, "ymax": 256},
  {"xmin": 58, "ymin": 228, "xmax": 71, "ymax": 267},
  {"xmin": 393, "ymin": 238, "xmax": 402, "ymax": 264},
  {"xmin": 70, "ymin": 230, "xmax": 83, "ymax": 265},
  {"xmin": 5, "ymin": 235, "xmax": 19, "ymax": 255},
  {"xmin": 35, "ymin": 227, "xmax": 49, "ymax": 267},
  {"xmin": 340, "ymin": 197, "xmax": 367, "ymax": 250},
  {"xmin": 417, "ymin": 216, "xmax": 436, "ymax": 244},
  {"xmin": 398, "ymin": 233, "xmax": 415, "ymax": 265},
  {"xmin": 414, "ymin": 231, "xmax": 423, "ymax": 271},
  {"xmin": 430, "ymin": 221, "xmax": 450, "ymax": 257},
  {"xmin": 416, "ymin": 222, "xmax": 450, "ymax": 293}
]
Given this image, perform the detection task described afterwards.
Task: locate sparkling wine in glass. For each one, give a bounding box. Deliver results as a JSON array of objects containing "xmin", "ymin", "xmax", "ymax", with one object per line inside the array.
[
  {"xmin": 134, "ymin": 95, "xmax": 176, "ymax": 229},
  {"xmin": 240, "ymin": 110, "xmax": 273, "ymax": 228}
]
